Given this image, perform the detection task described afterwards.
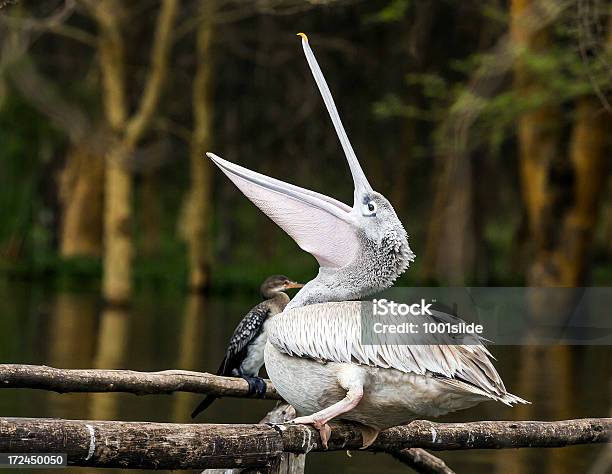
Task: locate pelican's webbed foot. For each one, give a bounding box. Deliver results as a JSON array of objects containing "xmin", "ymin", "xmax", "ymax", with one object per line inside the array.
[
  {"xmin": 242, "ymin": 375, "xmax": 267, "ymax": 398},
  {"xmin": 290, "ymin": 415, "xmax": 332, "ymax": 449},
  {"xmin": 356, "ymin": 424, "xmax": 379, "ymax": 449}
]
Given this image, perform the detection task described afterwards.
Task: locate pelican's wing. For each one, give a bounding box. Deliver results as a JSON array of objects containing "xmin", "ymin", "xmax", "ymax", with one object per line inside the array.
[
  {"xmin": 208, "ymin": 153, "xmax": 358, "ymax": 269},
  {"xmin": 269, "ymin": 301, "xmax": 528, "ymax": 405}
]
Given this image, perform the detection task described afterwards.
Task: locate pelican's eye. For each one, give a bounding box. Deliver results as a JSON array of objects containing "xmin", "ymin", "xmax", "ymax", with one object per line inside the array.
[{"xmin": 362, "ymin": 200, "xmax": 377, "ymax": 217}]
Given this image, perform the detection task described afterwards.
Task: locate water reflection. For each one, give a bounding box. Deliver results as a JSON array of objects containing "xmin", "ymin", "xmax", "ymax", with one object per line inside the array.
[
  {"xmin": 172, "ymin": 295, "xmax": 208, "ymax": 423},
  {"xmin": 90, "ymin": 308, "xmax": 130, "ymax": 421},
  {"xmin": 0, "ymin": 282, "xmax": 609, "ymax": 474},
  {"xmin": 47, "ymin": 293, "xmax": 97, "ymax": 419},
  {"xmin": 588, "ymin": 378, "xmax": 612, "ymax": 474}
]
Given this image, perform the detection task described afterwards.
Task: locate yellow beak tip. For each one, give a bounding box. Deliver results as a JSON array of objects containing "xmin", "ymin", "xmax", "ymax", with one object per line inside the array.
[{"xmin": 297, "ymin": 32, "xmax": 308, "ymax": 41}]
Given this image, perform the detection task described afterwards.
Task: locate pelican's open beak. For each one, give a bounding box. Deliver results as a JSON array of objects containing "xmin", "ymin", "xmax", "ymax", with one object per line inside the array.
[
  {"xmin": 284, "ymin": 281, "xmax": 305, "ymax": 290},
  {"xmin": 207, "ymin": 34, "xmax": 372, "ymax": 269}
]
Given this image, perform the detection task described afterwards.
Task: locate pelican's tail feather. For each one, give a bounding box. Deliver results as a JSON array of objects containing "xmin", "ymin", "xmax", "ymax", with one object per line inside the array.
[
  {"xmin": 499, "ymin": 391, "xmax": 531, "ymax": 406},
  {"xmin": 440, "ymin": 377, "xmax": 530, "ymax": 406}
]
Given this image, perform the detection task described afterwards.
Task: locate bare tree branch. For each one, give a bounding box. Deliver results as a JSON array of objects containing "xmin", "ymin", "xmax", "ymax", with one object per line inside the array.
[
  {"xmin": 0, "ymin": 0, "xmax": 95, "ymax": 46},
  {"xmin": 8, "ymin": 59, "xmax": 90, "ymax": 141},
  {"xmin": 123, "ymin": 0, "xmax": 179, "ymax": 147},
  {"xmin": 174, "ymin": 0, "xmax": 362, "ymax": 42},
  {"xmin": 91, "ymin": 0, "xmax": 128, "ymax": 130},
  {"xmin": 390, "ymin": 448, "xmax": 455, "ymax": 474},
  {"xmin": 577, "ymin": 0, "xmax": 612, "ymax": 115},
  {"xmin": 0, "ymin": 364, "xmax": 281, "ymax": 399}
]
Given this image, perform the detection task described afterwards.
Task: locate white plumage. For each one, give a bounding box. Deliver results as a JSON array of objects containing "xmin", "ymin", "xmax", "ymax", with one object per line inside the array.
[
  {"xmin": 266, "ymin": 301, "xmax": 526, "ymax": 429},
  {"xmin": 207, "ymin": 32, "xmax": 528, "ymax": 448}
]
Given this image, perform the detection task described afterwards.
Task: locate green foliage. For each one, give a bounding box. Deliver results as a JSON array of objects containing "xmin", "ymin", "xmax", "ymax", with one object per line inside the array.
[
  {"xmin": 0, "ymin": 93, "xmax": 65, "ymax": 264},
  {"xmin": 0, "ymin": 0, "xmax": 610, "ymax": 290},
  {"xmin": 366, "ymin": 0, "xmax": 411, "ymax": 23},
  {"xmin": 376, "ymin": 36, "xmax": 601, "ymax": 155}
]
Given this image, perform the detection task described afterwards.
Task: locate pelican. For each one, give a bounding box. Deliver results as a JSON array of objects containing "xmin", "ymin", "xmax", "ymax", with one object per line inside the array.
[
  {"xmin": 207, "ymin": 33, "xmax": 527, "ymax": 448},
  {"xmin": 191, "ymin": 275, "xmax": 303, "ymax": 418}
]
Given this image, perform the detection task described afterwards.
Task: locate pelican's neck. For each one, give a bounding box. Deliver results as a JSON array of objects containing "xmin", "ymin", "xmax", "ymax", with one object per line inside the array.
[
  {"xmin": 285, "ymin": 269, "xmax": 362, "ymax": 309},
  {"xmin": 286, "ymin": 227, "xmax": 414, "ymax": 310}
]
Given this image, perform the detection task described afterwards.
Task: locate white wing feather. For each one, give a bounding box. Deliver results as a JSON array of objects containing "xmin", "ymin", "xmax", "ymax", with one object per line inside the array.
[{"xmin": 269, "ymin": 301, "xmax": 528, "ymax": 405}]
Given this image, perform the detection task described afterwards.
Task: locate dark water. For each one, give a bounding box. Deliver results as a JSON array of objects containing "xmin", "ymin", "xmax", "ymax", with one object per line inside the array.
[{"xmin": 0, "ymin": 281, "xmax": 610, "ymax": 474}]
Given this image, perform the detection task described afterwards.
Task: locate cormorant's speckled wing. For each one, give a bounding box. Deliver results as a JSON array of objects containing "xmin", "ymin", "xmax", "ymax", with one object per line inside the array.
[{"xmin": 217, "ymin": 301, "xmax": 271, "ymax": 376}]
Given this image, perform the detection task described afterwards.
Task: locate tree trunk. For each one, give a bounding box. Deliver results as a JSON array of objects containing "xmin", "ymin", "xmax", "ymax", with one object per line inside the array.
[
  {"xmin": 559, "ymin": 96, "xmax": 610, "ymax": 285},
  {"xmin": 181, "ymin": 1, "xmax": 215, "ymax": 292},
  {"xmin": 102, "ymin": 147, "xmax": 133, "ymax": 303},
  {"xmin": 7, "ymin": 57, "xmax": 102, "ymax": 258},
  {"xmin": 92, "ymin": 0, "xmax": 179, "ymax": 304},
  {"xmin": 512, "ymin": 0, "xmax": 562, "ymax": 286},
  {"xmin": 95, "ymin": 0, "xmax": 130, "ymax": 303},
  {"xmin": 421, "ymin": 153, "xmax": 477, "ymax": 285},
  {"xmin": 603, "ymin": 190, "xmax": 612, "ymax": 259},
  {"xmin": 59, "ymin": 138, "xmax": 105, "ymax": 257},
  {"xmin": 512, "ymin": 0, "xmax": 610, "ymax": 286}
]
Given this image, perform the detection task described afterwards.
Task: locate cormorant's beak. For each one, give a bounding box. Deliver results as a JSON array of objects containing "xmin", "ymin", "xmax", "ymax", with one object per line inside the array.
[
  {"xmin": 207, "ymin": 33, "xmax": 372, "ymax": 270},
  {"xmin": 297, "ymin": 33, "xmax": 373, "ymax": 207},
  {"xmin": 284, "ymin": 281, "xmax": 305, "ymax": 290}
]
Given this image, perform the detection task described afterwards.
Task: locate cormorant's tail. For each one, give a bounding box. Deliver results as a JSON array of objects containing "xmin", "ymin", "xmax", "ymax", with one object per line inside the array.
[
  {"xmin": 191, "ymin": 395, "xmax": 218, "ymax": 419},
  {"xmin": 192, "ymin": 356, "xmax": 229, "ymax": 419}
]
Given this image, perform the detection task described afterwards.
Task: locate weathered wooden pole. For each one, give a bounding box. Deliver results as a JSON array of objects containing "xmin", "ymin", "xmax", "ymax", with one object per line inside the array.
[
  {"xmin": 0, "ymin": 417, "xmax": 609, "ymax": 470},
  {"xmin": 0, "ymin": 418, "xmax": 282, "ymax": 470}
]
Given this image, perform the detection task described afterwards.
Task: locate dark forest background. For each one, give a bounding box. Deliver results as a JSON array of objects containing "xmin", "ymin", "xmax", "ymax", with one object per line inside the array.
[
  {"xmin": 0, "ymin": 0, "xmax": 611, "ymax": 301},
  {"xmin": 1, "ymin": 3, "xmax": 612, "ymax": 473}
]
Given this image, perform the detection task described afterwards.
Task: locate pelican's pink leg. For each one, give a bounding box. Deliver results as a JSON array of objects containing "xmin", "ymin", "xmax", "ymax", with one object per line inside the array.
[
  {"xmin": 291, "ymin": 368, "xmax": 366, "ymax": 449},
  {"xmin": 292, "ymin": 385, "xmax": 363, "ymax": 448}
]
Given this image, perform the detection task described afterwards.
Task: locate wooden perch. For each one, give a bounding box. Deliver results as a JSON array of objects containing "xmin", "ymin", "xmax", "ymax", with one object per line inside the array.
[
  {"xmin": 280, "ymin": 418, "xmax": 612, "ymax": 452},
  {"xmin": 0, "ymin": 417, "xmax": 609, "ymax": 470},
  {"xmin": 1, "ymin": 365, "xmax": 609, "ymax": 473},
  {"xmin": 0, "ymin": 364, "xmax": 280, "ymax": 400}
]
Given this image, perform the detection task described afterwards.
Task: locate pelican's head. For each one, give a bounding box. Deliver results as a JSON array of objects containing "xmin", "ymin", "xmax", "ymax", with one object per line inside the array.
[
  {"xmin": 207, "ymin": 34, "xmax": 414, "ymax": 307},
  {"xmin": 353, "ymin": 191, "xmax": 400, "ymax": 240}
]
